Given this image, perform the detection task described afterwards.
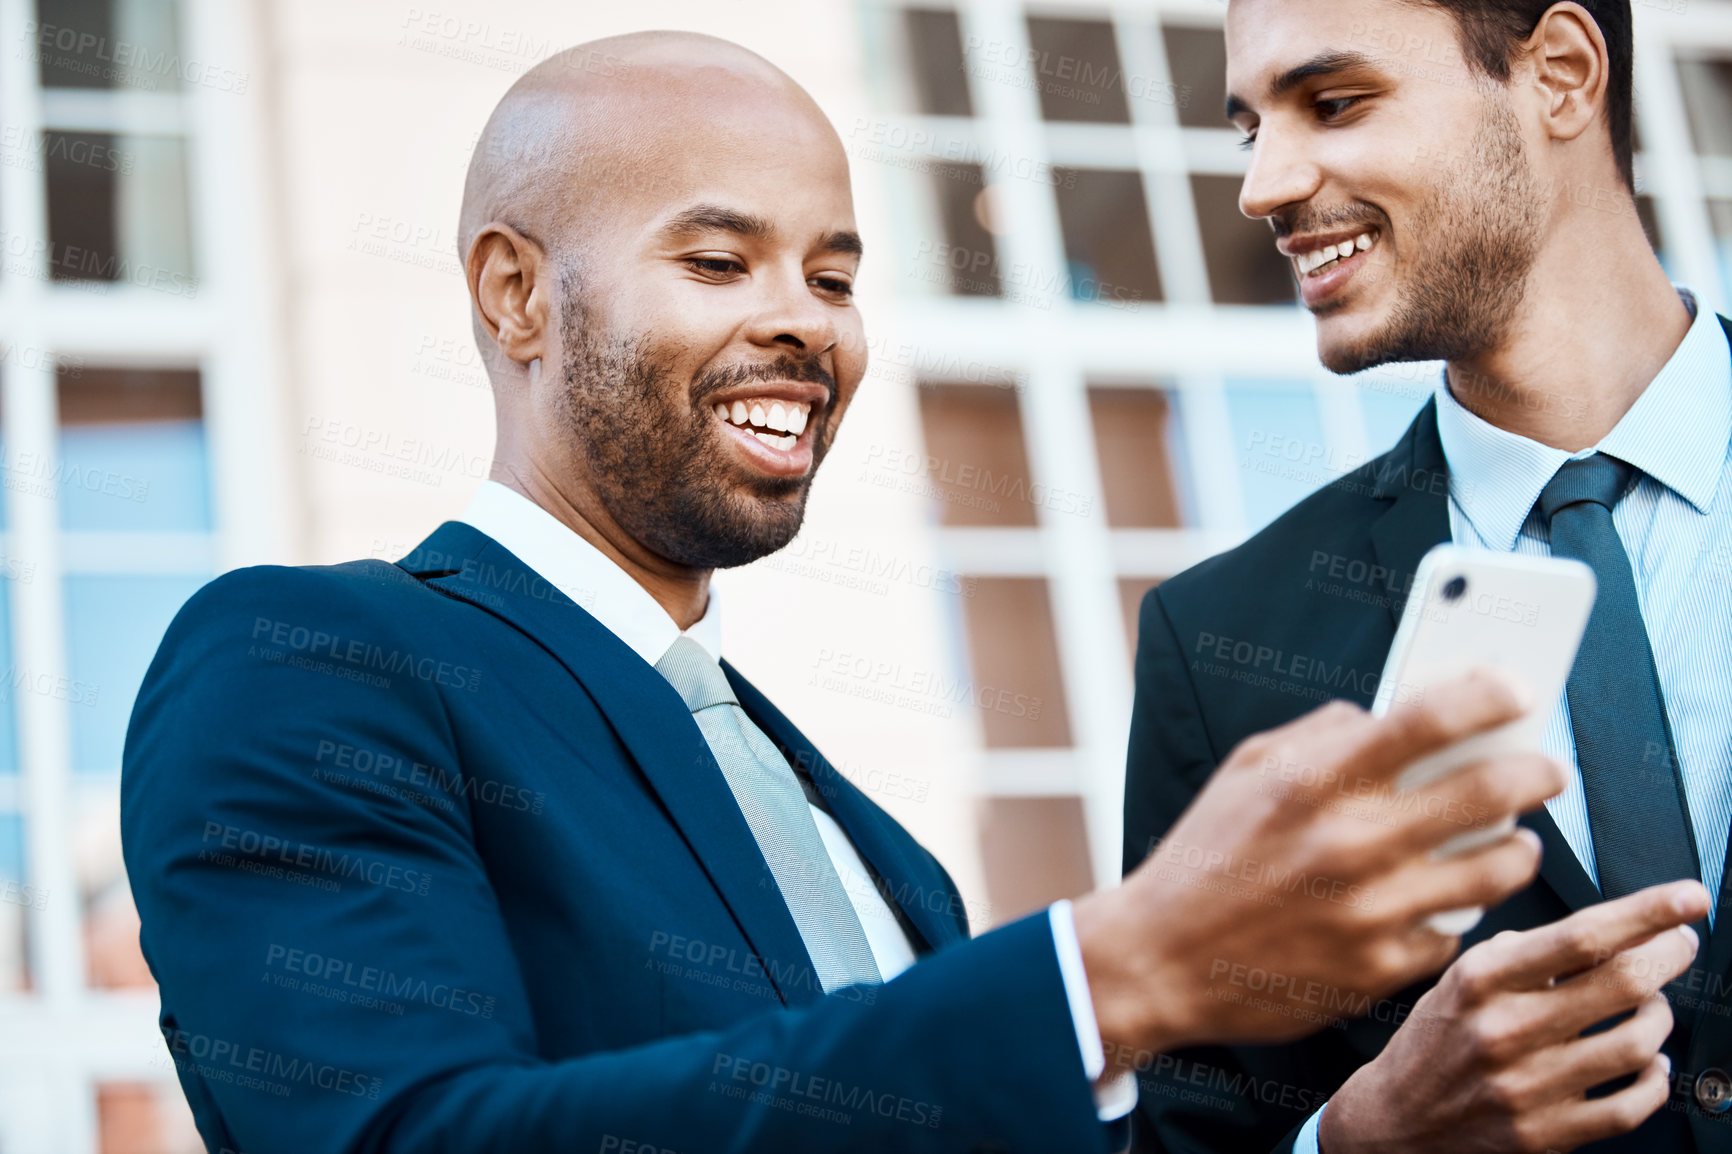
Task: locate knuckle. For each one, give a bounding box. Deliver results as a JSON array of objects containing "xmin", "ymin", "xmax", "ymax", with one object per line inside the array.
[
  {"xmin": 1467, "ymin": 668, "xmax": 1523, "ymax": 714},
  {"xmin": 1557, "ymin": 922, "xmax": 1599, "ymax": 963},
  {"xmin": 1317, "ymin": 699, "xmax": 1362, "ymax": 724},
  {"xmin": 1319, "ymin": 832, "xmax": 1377, "ymax": 879},
  {"xmin": 1482, "ymin": 1071, "xmax": 1527, "ymax": 1114},
  {"xmin": 1451, "ymin": 947, "xmax": 1498, "ymax": 1001},
  {"xmin": 1514, "ymin": 752, "xmax": 1566, "ymax": 797},
  {"xmin": 1644, "ymin": 995, "xmax": 1676, "ymax": 1037},
  {"xmin": 1481, "ymin": 843, "xmax": 1533, "ymax": 893},
  {"xmin": 1505, "ymin": 1118, "xmax": 1547, "ymax": 1154},
  {"xmin": 1647, "ymin": 1071, "xmax": 1673, "ymax": 1113},
  {"xmin": 1394, "ymin": 703, "xmax": 1451, "ymax": 748},
  {"xmin": 1466, "ymin": 1012, "xmax": 1524, "ymax": 1067},
  {"xmin": 1226, "ymin": 732, "xmax": 1273, "ymax": 771},
  {"xmin": 1368, "ymin": 937, "xmax": 1417, "ymax": 988},
  {"xmin": 1614, "ymin": 1084, "xmax": 1661, "ymax": 1131},
  {"xmin": 1611, "ymin": 1032, "xmax": 1655, "ymax": 1071}
]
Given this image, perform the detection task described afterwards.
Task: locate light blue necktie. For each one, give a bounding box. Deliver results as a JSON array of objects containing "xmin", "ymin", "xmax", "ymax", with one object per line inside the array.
[{"xmin": 654, "ymin": 636, "xmax": 881, "ymax": 993}]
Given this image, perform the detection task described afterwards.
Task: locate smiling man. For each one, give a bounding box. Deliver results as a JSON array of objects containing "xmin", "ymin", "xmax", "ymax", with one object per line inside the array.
[
  {"xmin": 123, "ymin": 28, "xmax": 1585, "ymax": 1154},
  {"xmin": 1125, "ymin": 2, "xmax": 1732, "ymax": 1152}
]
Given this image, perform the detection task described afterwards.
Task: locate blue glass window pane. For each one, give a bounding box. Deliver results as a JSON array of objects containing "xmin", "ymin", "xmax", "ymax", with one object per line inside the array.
[
  {"xmin": 0, "ymin": 812, "xmax": 24, "ymax": 990},
  {"xmin": 0, "ymin": 814, "xmax": 20, "ymax": 882},
  {"xmin": 1711, "ymin": 201, "xmax": 1732, "ymax": 308},
  {"xmin": 1359, "ymin": 378, "xmax": 1435, "ymax": 456},
  {"xmin": 0, "ymin": 579, "xmax": 20, "ymax": 775},
  {"xmin": 1166, "ymin": 392, "xmax": 1201, "ymax": 528},
  {"xmin": 65, "ymin": 574, "xmax": 207, "ymax": 774},
  {"xmin": 1226, "ymin": 382, "xmax": 1329, "ymax": 530},
  {"xmin": 58, "ymin": 420, "xmax": 210, "ymax": 531}
]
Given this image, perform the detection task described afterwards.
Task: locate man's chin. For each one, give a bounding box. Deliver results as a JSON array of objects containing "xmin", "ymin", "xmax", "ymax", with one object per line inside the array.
[
  {"xmin": 637, "ymin": 488, "xmax": 810, "ymax": 571},
  {"xmin": 1315, "ymin": 313, "xmax": 1403, "ymax": 376}
]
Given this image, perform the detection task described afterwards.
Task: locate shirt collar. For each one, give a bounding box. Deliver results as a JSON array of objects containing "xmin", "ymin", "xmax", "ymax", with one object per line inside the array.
[
  {"xmin": 1435, "ymin": 288, "xmax": 1730, "ymax": 549},
  {"xmin": 457, "ymin": 480, "xmax": 722, "ymax": 668}
]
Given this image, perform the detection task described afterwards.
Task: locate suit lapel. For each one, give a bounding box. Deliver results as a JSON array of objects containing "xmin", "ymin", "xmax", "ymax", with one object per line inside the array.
[
  {"xmin": 399, "ymin": 523, "xmax": 824, "ymax": 1008},
  {"xmin": 1367, "ymin": 402, "xmax": 1601, "ymax": 915},
  {"xmin": 1366, "ymin": 398, "xmax": 1452, "ymax": 629},
  {"xmin": 726, "ymin": 667, "xmax": 968, "ymax": 955}
]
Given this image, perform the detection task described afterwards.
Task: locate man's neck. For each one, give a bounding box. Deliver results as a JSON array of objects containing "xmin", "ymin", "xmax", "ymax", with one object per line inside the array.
[
  {"xmin": 1441, "ymin": 214, "xmax": 1693, "ymax": 453},
  {"xmin": 488, "ymin": 462, "xmax": 712, "ymax": 630}
]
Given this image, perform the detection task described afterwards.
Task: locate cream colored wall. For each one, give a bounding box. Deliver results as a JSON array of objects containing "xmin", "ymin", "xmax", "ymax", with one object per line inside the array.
[{"xmin": 262, "ymin": 0, "xmax": 990, "ymax": 918}]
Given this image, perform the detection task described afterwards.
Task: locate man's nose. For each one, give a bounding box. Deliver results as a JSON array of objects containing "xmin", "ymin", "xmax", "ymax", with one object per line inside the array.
[
  {"xmin": 1239, "ymin": 126, "xmax": 1324, "ymax": 223},
  {"xmin": 746, "ymin": 264, "xmax": 838, "ymax": 355}
]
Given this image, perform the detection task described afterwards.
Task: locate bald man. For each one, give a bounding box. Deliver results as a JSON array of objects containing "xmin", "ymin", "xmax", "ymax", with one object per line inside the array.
[{"xmin": 121, "ymin": 32, "xmax": 1574, "ymax": 1154}]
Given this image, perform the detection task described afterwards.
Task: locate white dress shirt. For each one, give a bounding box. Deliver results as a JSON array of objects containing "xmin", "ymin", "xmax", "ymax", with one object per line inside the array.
[{"xmin": 460, "ymin": 480, "xmax": 1136, "ymax": 1121}]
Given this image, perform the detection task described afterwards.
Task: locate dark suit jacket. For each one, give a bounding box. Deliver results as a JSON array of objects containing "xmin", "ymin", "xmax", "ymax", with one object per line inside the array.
[
  {"xmin": 122, "ymin": 520, "xmax": 1113, "ymax": 1154},
  {"xmin": 1124, "ymin": 321, "xmax": 1732, "ymax": 1154}
]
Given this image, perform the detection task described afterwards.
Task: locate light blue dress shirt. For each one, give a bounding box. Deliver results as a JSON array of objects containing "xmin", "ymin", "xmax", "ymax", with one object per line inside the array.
[{"xmin": 1296, "ymin": 289, "xmax": 1732, "ymax": 1154}]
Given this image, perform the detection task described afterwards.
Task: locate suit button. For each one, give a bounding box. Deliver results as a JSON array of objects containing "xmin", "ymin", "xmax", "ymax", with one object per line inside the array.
[{"xmin": 1698, "ymin": 1068, "xmax": 1732, "ymax": 1114}]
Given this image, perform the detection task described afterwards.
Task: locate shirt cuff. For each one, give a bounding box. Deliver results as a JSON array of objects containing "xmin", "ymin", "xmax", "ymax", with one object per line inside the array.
[
  {"xmin": 1294, "ymin": 1103, "xmax": 1326, "ymax": 1154},
  {"xmin": 1049, "ymin": 899, "xmax": 1140, "ymax": 1122}
]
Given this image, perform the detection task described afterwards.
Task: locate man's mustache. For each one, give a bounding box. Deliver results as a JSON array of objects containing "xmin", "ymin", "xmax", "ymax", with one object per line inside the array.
[
  {"xmin": 1270, "ymin": 204, "xmax": 1390, "ymax": 240},
  {"xmin": 693, "ymin": 357, "xmax": 837, "ymax": 405}
]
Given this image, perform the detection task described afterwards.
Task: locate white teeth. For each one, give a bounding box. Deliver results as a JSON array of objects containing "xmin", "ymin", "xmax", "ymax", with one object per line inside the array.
[
  {"xmin": 720, "ymin": 399, "xmax": 812, "ymax": 440},
  {"xmin": 1297, "ymin": 234, "xmax": 1377, "ymax": 276}
]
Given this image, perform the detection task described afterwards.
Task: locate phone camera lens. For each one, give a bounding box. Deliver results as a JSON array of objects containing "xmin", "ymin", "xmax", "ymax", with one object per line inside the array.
[{"xmin": 1441, "ymin": 576, "xmax": 1468, "ymax": 602}]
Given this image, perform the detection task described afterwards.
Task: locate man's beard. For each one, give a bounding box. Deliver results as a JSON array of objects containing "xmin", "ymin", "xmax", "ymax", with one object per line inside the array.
[
  {"xmin": 554, "ymin": 287, "xmax": 836, "ymax": 570},
  {"xmin": 1308, "ymin": 95, "xmax": 1546, "ymax": 375}
]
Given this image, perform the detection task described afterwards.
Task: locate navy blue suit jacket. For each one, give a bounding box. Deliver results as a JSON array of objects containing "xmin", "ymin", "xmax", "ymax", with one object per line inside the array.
[{"xmin": 122, "ymin": 520, "xmax": 1111, "ymax": 1153}]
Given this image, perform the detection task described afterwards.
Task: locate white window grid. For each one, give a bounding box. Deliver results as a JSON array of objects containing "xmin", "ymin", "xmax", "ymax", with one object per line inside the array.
[
  {"xmin": 862, "ymin": 0, "xmax": 1732, "ymax": 891},
  {"xmin": 0, "ymin": 0, "xmax": 292, "ymax": 1148}
]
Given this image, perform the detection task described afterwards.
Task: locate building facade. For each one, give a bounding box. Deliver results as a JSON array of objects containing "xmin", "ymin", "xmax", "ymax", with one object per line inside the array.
[{"xmin": 0, "ymin": 0, "xmax": 1727, "ymax": 1147}]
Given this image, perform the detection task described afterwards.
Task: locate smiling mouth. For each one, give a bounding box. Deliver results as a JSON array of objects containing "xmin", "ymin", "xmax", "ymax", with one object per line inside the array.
[
  {"xmin": 1293, "ymin": 230, "xmax": 1380, "ymax": 278},
  {"xmin": 712, "ymin": 397, "xmax": 811, "ymax": 451}
]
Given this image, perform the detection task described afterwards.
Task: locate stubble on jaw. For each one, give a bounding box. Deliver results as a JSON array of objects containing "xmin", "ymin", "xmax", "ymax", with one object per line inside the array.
[
  {"xmin": 551, "ymin": 274, "xmax": 834, "ymax": 570},
  {"xmin": 1316, "ymin": 95, "xmax": 1546, "ymax": 376}
]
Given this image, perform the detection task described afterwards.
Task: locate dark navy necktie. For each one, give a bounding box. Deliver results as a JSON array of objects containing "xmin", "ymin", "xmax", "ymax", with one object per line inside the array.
[{"xmin": 1539, "ymin": 454, "xmax": 1701, "ymax": 900}]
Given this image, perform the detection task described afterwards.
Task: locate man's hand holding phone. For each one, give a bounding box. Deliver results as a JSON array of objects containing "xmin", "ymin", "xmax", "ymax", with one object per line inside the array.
[{"xmin": 1074, "ymin": 668, "xmax": 1565, "ymax": 1062}]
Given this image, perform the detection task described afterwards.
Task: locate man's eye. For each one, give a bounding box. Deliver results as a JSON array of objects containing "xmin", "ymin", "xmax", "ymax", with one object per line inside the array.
[
  {"xmin": 811, "ymin": 276, "xmax": 853, "ymax": 297},
  {"xmin": 690, "ymin": 258, "xmax": 742, "ymax": 276},
  {"xmin": 1315, "ymin": 96, "xmax": 1362, "ymax": 120}
]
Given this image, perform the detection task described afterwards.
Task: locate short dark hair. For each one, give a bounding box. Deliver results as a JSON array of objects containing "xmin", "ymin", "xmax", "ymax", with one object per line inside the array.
[{"xmin": 1411, "ymin": 1, "xmax": 1634, "ymax": 190}]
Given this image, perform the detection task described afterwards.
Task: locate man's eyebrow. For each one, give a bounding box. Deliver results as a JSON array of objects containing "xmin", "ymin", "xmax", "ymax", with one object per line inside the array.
[
  {"xmin": 658, "ymin": 204, "xmax": 776, "ymax": 242},
  {"xmin": 816, "ymin": 229, "xmax": 864, "ymax": 259},
  {"xmin": 1225, "ymin": 50, "xmax": 1381, "ymax": 121},
  {"xmin": 657, "ymin": 206, "xmax": 863, "ymax": 259}
]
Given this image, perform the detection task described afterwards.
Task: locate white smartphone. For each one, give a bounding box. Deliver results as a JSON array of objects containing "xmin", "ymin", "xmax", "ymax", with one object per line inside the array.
[{"xmin": 1373, "ymin": 545, "xmax": 1596, "ymax": 934}]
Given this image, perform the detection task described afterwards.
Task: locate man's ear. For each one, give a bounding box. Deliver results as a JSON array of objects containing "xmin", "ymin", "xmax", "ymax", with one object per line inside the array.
[
  {"xmin": 466, "ymin": 222, "xmax": 551, "ymax": 368},
  {"xmin": 1522, "ymin": 2, "xmax": 1609, "ymax": 146}
]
